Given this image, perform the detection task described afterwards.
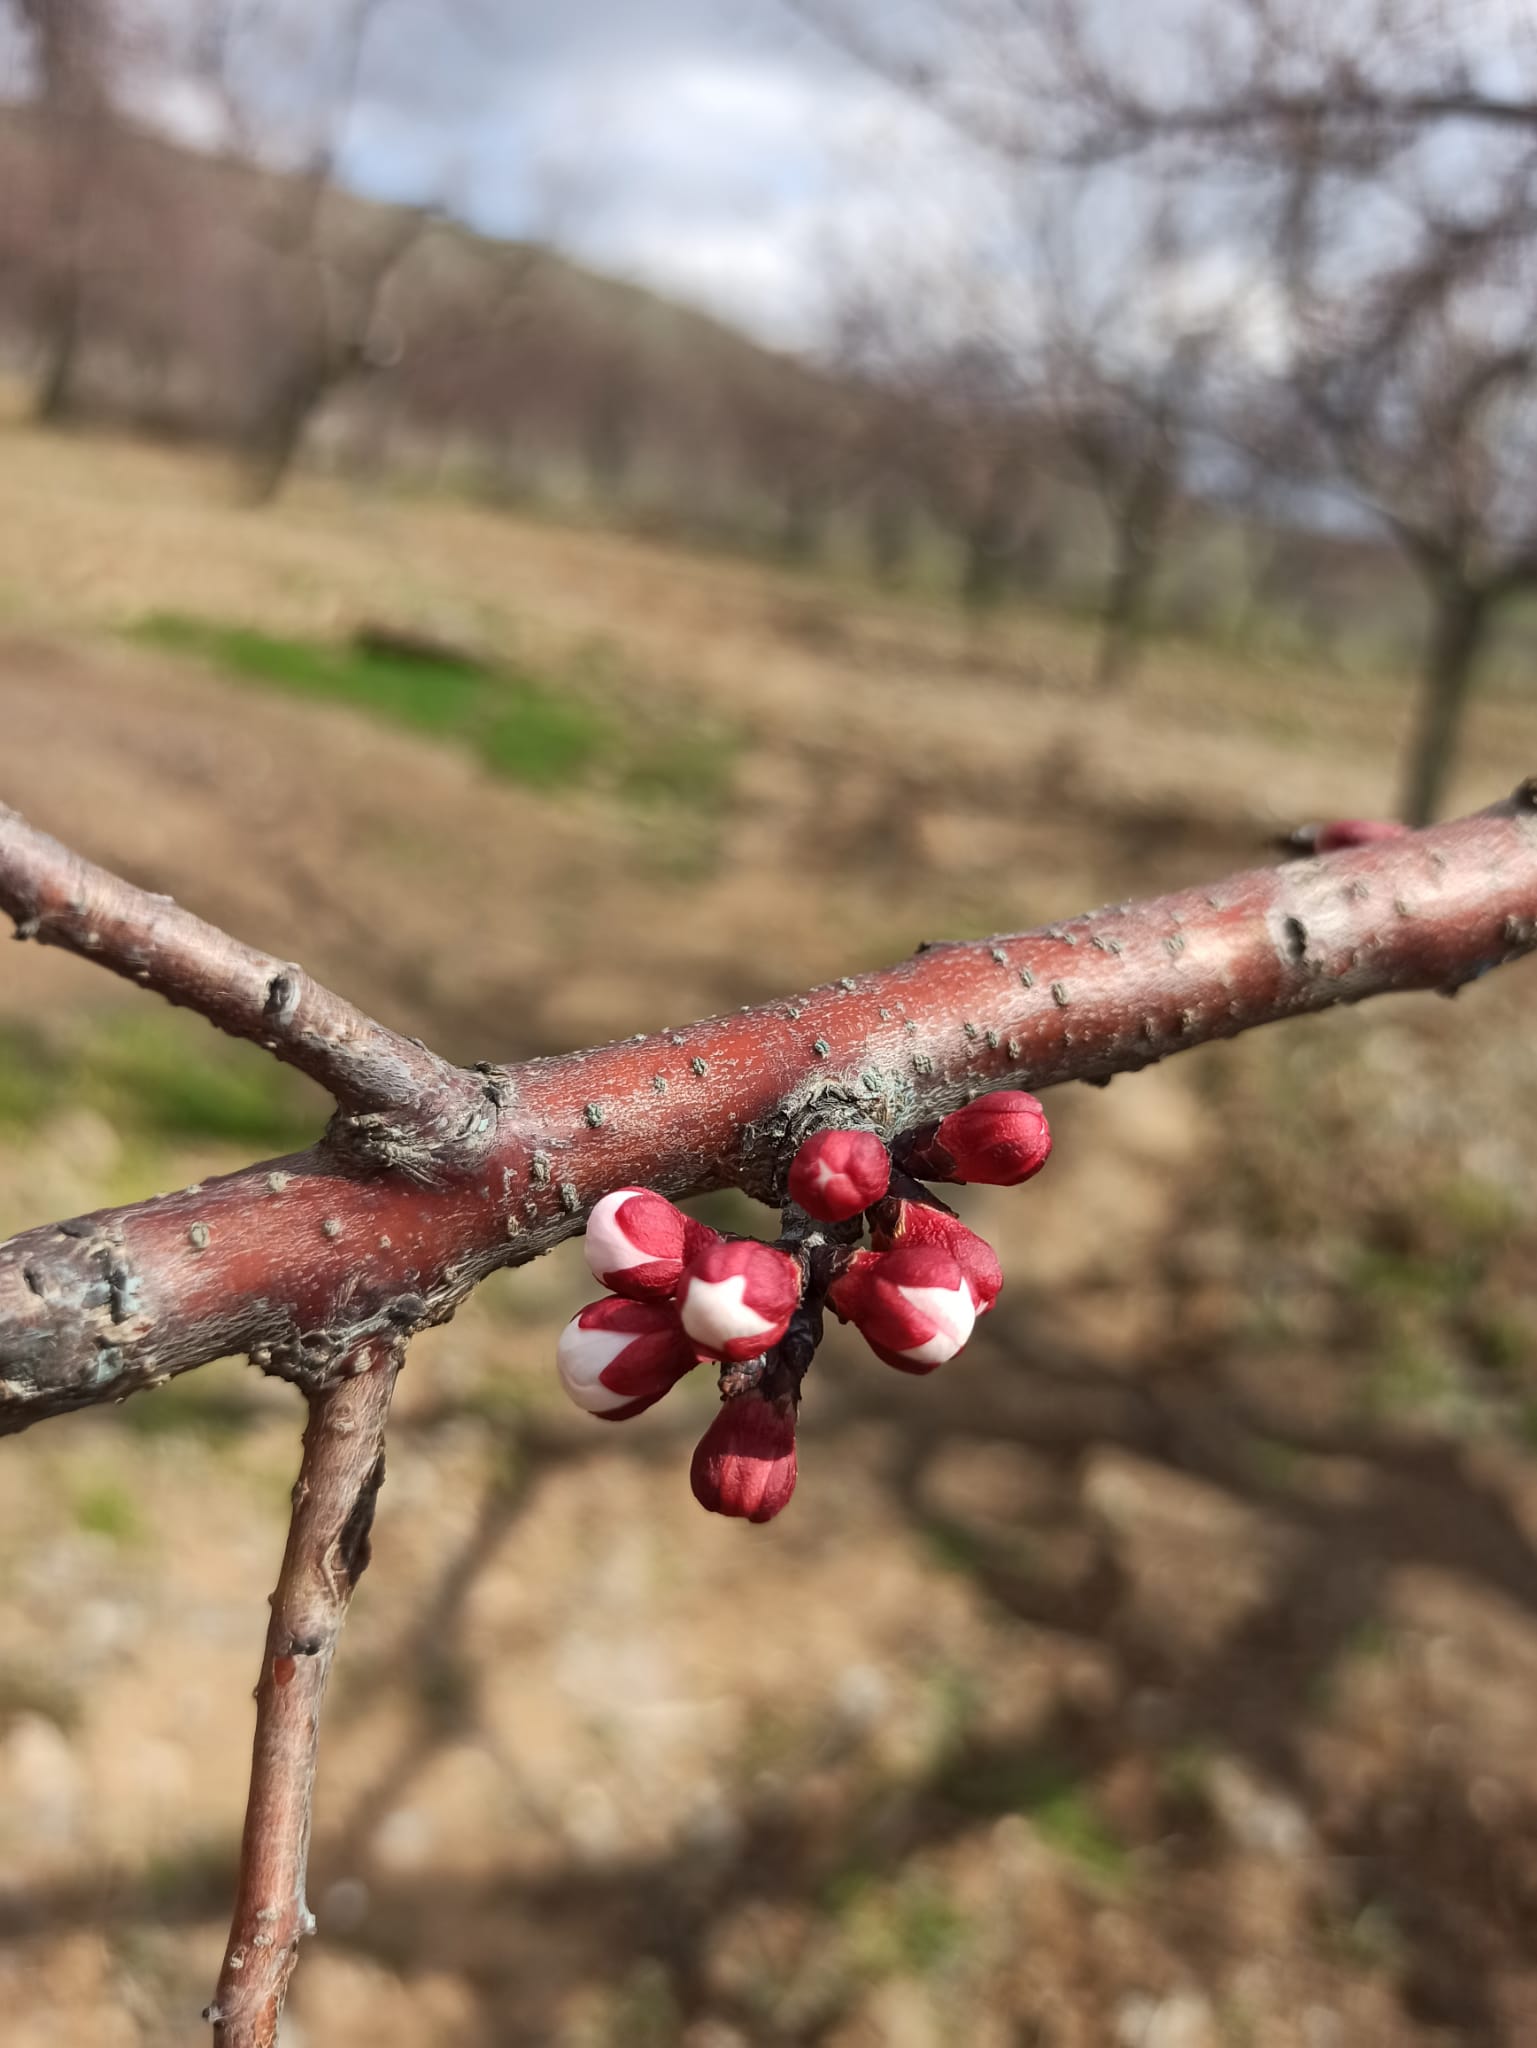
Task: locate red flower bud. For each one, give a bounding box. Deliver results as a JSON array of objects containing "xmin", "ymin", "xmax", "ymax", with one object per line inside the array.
[
  {"xmin": 904, "ymin": 1091, "xmax": 1051, "ymax": 1188},
  {"xmin": 787, "ymin": 1127, "xmax": 892, "ymax": 1222},
  {"xmin": 556, "ymin": 1297, "xmax": 700, "ymax": 1420},
  {"xmin": 689, "ymin": 1393, "xmax": 798, "ymax": 1522},
  {"xmin": 828, "ymin": 1245, "xmax": 976, "ymax": 1373},
  {"xmin": 1306, "ymin": 818, "xmax": 1411, "ymax": 853},
  {"xmin": 584, "ymin": 1186, "xmax": 715, "ymax": 1299},
  {"xmin": 871, "ymin": 1200, "xmax": 1002, "ymax": 1315},
  {"xmin": 676, "ymin": 1239, "xmax": 802, "ymax": 1363}
]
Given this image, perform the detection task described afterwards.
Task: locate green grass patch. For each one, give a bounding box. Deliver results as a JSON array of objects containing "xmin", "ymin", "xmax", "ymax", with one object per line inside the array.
[
  {"xmin": 1243, "ymin": 1433, "xmax": 1307, "ymax": 1493},
  {"xmin": 72, "ymin": 1477, "xmax": 145, "ymax": 1544},
  {"xmin": 1362, "ymin": 1341, "xmax": 1463, "ymax": 1424},
  {"xmin": 135, "ymin": 614, "xmax": 486, "ymax": 736},
  {"xmin": 923, "ymin": 1519, "xmax": 991, "ymax": 1576},
  {"xmin": 134, "ymin": 612, "xmax": 741, "ymax": 804},
  {"xmin": 91, "ymin": 1014, "xmax": 321, "ymax": 1147},
  {"xmin": 1157, "ymin": 1740, "xmax": 1216, "ymax": 1810},
  {"xmin": 602, "ymin": 1962, "xmax": 681, "ymax": 2048},
  {"xmin": 1026, "ymin": 1779, "xmax": 1132, "ymax": 1883},
  {"xmin": 479, "ymin": 686, "xmax": 611, "ymax": 787}
]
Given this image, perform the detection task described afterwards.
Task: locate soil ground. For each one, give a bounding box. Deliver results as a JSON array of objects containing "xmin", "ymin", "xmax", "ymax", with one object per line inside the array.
[{"xmin": 5, "ymin": 419, "xmax": 1537, "ymax": 2046}]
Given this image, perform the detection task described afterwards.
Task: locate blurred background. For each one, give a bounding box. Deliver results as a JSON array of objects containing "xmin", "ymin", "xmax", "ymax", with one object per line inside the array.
[{"xmin": 5, "ymin": 2, "xmax": 1537, "ymax": 2043}]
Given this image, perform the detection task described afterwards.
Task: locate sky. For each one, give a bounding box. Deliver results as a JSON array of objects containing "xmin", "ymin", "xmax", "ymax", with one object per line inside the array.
[
  {"xmin": 345, "ymin": 0, "xmax": 976, "ymax": 348},
  {"xmin": 140, "ymin": 0, "xmax": 979, "ymax": 352},
  {"xmin": 0, "ymin": 0, "xmax": 1301, "ymax": 361}
]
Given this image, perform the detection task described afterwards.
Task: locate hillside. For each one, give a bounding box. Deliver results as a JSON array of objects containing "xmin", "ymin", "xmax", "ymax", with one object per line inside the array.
[
  {"xmin": 0, "ymin": 102, "xmax": 849, "ymax": 516},
  {"xmin": 0, "ymin": 99, "xmax": 1493, "ymax": 676}
]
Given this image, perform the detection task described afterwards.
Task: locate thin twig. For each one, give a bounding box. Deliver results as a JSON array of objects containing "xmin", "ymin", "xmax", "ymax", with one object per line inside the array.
[
  {"xmin": 0, "ymin": 803, "xmax": 479, "ymax": 1124},
  {"xmin": 207, "ymin": 1335, "xmax": 404, "ymax": 2048}
]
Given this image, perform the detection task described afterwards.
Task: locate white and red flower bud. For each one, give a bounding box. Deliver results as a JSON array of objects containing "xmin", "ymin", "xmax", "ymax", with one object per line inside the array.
[
  {"xmin": 583, "ymin": 1186, "xmax": 716, "ymax": 1299},
  {"xmin": 828, "ymin": 1246, "xmax": 977, "ymax": 1373},
  {"xmin": 689, "ymin": 1393, "xmax": 798, "ymax": 1523},
  {"xmin": 871, "ymin": 1200, "xmax": 1002, "ymax": 1315},
  {"xmin": 556, "ymin": 1296, "xmax": 700, "ymax": 1420},
  {"xmin": 786, "ymin": 1127, "xmax": 892, "ymax": 1223},
  {"xmin": 676, "ymin": 1239, "xmax": 802, "ymax": 1363},
  {"xmin": 904, "ymin": 1091, "xmax": 1052, "ymax": 1188}
]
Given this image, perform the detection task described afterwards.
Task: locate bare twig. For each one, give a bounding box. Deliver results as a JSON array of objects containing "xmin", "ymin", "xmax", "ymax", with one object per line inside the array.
[
  {"xmin": 0, "ymin": 804, "xmax": 480, "ymax": 1127},
  {"xmin": 207, "ymin": 1334, "xmax": 403, "ymax": 2048}
]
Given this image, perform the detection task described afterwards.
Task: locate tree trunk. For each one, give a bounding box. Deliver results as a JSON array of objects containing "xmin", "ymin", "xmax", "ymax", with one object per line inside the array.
[
  {"xmin": 777, "ymin": 478, "xmax": 827, "ymax": 564},
  {"xmin": 241, "ymin": 362, "xmax": 333, "ymax": 506},
  {"xmin": 32, "ymin": 273, "xmax": 84, "ymax": 423},
  {"xmin": 1094, "ymin": 518, "xmax": 1159, "ymax": 691},
  {"xmin": 1400, "ymin": 580, "xmax": 1491, "ymax": 826},
  {"xmin": 866, "ymin": 485, "xmax": 913, "ymax": 586},
  {"xmin": 961, "ymin": 501, "xmax": 1015, "ymax": 612}
]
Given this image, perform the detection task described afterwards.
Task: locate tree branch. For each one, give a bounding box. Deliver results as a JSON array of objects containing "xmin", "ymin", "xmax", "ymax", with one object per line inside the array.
[
  {"xmin": 0, "ymin": 804, "xmax": 483, "ymax": 1128},
  {"xmin": 206, "ymin": 1334, "xmax": 402, "ymax": 2048},
  {"xmin": 3, "ymin": 788, "xmax": 1537, "ymax": 1435},
  {"xmin": 5, "ymin": 787, "xmax": 1537, "ymax": 2043}
]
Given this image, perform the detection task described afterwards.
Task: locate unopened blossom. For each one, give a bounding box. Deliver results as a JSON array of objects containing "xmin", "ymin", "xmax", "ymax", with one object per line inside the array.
[
  {"xmin": 583, "ymin": 1186, "xmax": 716, "ymax": 1299},
  {"xmin": 786, "ymin": 1127, "xmax": 892, "ymax": 1223},
  {"xmin": 1306, "ymin": 818, "xmax": 1411, "ymax": 853},
  {"xmin": 676, "ymin": 1239, "xmax": 802, "ymax": 1363},
  {"xmin": 689, "ymin": 1393, "xmax": 798, "ymax": 1523},
  {"xmin": 903, "ymin": 1091, "xmax": 1052, "ymax": 1188},
  {"xmin": 556, "ymin": 1296, "xmax": 700, "ymax": 1420},
  {"xmin": 828, "ymin": 1245, "xmax": 976, "ymax": 1373},
  {"xmin": 871, "ymin": 1199, "xmax": 1002, "ymax": 1315}
]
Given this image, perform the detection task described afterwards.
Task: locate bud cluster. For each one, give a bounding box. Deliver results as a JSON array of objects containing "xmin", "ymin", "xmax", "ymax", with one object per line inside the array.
[{"xmin": 553, "ymin": 1092, "xmax": 1053, "ymax": 1526}]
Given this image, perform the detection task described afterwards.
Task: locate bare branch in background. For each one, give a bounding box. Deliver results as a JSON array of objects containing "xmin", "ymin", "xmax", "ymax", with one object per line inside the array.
[
  {"xmin": 12, "ymin": 0, "xmax": 115, "ymax": 419},
  {"xmin": 796, "ymin": 0, "xmax": 1537, "ymax": 817}
]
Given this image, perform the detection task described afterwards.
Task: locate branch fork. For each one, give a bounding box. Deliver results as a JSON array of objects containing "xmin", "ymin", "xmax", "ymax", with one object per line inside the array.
[{"xmin": 4, "ymin": 788, "xmax": 1537, "ymax": 2040}]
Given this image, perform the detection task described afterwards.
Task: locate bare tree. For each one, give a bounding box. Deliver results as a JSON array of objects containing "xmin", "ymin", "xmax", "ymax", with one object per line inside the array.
[
  {"xmin": 1029, "ymin": 184, "xmax": 1235, "ymax": 689},
  {"xmin": 926, "ymin": 342, "xmax": 1045, "ymax": 613},
  {"xmin": 1295, "ymin": 231, "xmax": 1537, "ymax": 822},
  {"xmin": 237, "ymin": 193, "xmax": 426, "ymax": 504},
  {"xmin": 9, "ymin": 0, "xmax": 115, "ymax": 420},
  {"xmin": 801, "ymin": 0, "xmax": 1537, "ymax": 808},
  {"xmin": 1070, "ymin": 0, "xmax": 1537, "ymax": 816},
  {"xmin": 826, "ymin": 271, "xmax": 1051, "ymax": 616},
  {"xmin": 179, "ymin": 0, "xmax": 433, "ymax": 501}
]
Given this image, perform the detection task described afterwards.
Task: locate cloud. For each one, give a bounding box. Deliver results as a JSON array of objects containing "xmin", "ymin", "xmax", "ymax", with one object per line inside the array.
[
  {"xmin": 335, "ymin": 0, "xmax": 974, "ymax": 344},
  {"xmin": 41, "ymin": 0, "xmax": 990, "ymax": 348}
]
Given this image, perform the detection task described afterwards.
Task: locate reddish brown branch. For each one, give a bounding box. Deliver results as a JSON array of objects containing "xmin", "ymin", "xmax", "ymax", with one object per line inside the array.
[
  {"xmin": 0, "ymin": 803, "xmax": 484, "ymax": 1128},
  {"xmin": 3, "ymin": 787, "xmax": 1537, "ymax": 2042},
  {"xmin": 3, "ymin": 788, "xmax": 1537, "ymax": 1434},
  {"xmin": 207, "ymin": 1335, "xmax": 403, "ymax": 2048}
]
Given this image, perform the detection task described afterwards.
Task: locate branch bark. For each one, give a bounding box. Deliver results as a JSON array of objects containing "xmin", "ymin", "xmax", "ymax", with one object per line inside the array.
[
  {"xmin": 4, "ymin": 789, "xmax": 1537, "ymax": 1436},
  {"xmin": 207, "ymin": 1335, "xmax": 401, "ymax": 2048}
]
